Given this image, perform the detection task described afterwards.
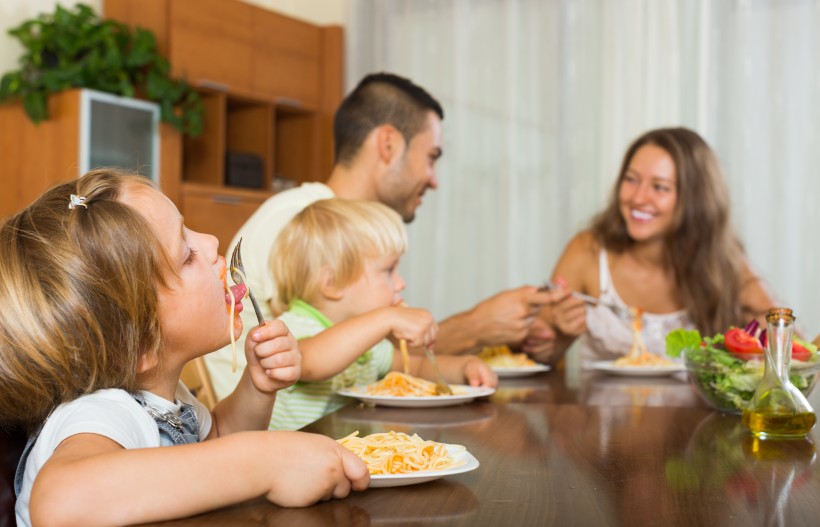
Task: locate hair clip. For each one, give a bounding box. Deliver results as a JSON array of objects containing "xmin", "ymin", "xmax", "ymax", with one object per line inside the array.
[{"xmin": 68, "ymin": 194, "xmax": 88, "ymax": 210}]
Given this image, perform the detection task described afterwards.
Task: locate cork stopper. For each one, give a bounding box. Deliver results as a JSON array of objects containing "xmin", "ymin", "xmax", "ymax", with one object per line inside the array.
[{"xmin": 766, "ymin": 307, "xmax": 795, "ymax": 323}]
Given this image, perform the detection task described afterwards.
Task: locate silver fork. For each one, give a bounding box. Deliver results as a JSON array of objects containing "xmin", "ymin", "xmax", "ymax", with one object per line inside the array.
[
  {"xmin": 538, "ymin": 280, "xmax": 634, "ymax": 320},
  {"xmin": 230, "ymin": 238, "xmax": 265, "ymax": 325},
  {"xmin": 423, "ymin": 348, "xmax": 453, "ymax": 395}
]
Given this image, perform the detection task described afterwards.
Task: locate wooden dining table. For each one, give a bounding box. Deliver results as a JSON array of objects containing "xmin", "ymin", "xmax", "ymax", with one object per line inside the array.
[{"xmin": 136, "ymin": 363, "xmax": 820, "ymax": 527}]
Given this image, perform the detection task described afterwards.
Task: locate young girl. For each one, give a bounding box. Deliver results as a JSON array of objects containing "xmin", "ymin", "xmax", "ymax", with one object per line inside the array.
[
  {"xmin": 268, "ymin": 198, "xmax": 497, "ymax": 430},
  {"xmin": 0, "ymin": 169, "xmax": 368, "ymax": 526}
]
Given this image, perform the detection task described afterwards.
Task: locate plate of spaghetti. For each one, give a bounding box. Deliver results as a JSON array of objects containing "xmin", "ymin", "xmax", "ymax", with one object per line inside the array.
[
  {"xmin": 591, "ymin": 360, "xmax": 684, "ymax": 377},
  {"xmin": 479, "ymin": 346, "xmax": 551, "ymax": 377},
  {"xmin": 338, "ymin": 431, "xmax": 479, "ymax": 487},
  {"xmin": 591, "ymin": 307, "xmax": 683, "ymax": 376},
  {"xmin": 337, "ymin": 372, "xmax": 495, "ymax": 408}
]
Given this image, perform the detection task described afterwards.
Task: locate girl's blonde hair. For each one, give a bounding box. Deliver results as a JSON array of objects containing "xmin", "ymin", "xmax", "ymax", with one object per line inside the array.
[
  {"xmin": 0, "ymin": 168, "xmax": 172, "ymax": 432},
  {"xmin": 271, "ymin": 199, "xmax": 407, "ymax": 314}
]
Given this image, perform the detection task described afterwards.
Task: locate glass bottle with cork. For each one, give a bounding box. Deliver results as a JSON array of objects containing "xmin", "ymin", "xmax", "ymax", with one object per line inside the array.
[{"xmin": 742, "ymin": 307, "xmax": 816, "ymax": 438}]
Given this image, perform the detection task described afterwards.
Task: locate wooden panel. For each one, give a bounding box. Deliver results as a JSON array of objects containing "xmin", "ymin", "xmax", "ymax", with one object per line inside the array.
[
  {"xmin": 104, "ymin": 0, "xmax": 170, "ymax": 56},
  {"xmin": 158, "ymin": 122, "xmax": 182, "ymax": 207},
  {"xmin": 251, "ymin": 8, "xmax": 322, "ymax": 105},
  {"xmin": 319, "ymin": 26, "xmax": 345, "ymax": 179},
  {"xmin": 275, "ymin": 108, "xmax": 320, "ymax": 183},
  {"xmin": 169, "ymin": 0, "xmax": 253, "ymax": 92},
  {"xmin": 181, "ymin": 183, "xmax": 271, "ymax": 254},
  {"xmin": 183, "ymin": 91, "xmax": 225, "ymax": 185},
  {"xmin": 0, "ymin": 90, "xmax": 82, "ymax": 218},
  {"xmin": 226, "ymin": 98, "xmax": 274, "ymax": 189}
]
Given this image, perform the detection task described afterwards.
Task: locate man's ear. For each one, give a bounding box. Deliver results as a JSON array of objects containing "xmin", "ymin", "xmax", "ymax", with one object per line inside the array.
[
  {"xmin": 375, "ymin": 124, "xmax": 405, "ymax": 165},
  {"xmin": 319, "ymin": 266, "xmax": 344, "ymax": 301}
]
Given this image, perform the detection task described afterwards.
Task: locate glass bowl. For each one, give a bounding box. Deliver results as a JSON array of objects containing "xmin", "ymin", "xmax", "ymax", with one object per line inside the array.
[{"xmin": 683, "ymin": 349, "xmax": 820, "ymax": 415}]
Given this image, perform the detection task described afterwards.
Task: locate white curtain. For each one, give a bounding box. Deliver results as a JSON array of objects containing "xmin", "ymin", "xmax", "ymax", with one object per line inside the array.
[{"xmin": 345, "ymin": 0, "xmax": 820, "ymax": 339}]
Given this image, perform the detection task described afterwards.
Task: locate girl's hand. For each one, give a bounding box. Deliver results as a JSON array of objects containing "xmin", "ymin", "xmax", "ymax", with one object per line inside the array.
[
  {"xmin": 461, "ymin": 356, "xmax": 498, "ymax": 388},
  {"xmin": 245, "ymin": 320, "xmax": 301, "ymax": 394},
  {"xmin": 390, "ymin": 307, "xmax": 438, "ymax": 349},
  {"xmin": 264, "ymin": 432, "xmax": 369, "ymax": 506}
]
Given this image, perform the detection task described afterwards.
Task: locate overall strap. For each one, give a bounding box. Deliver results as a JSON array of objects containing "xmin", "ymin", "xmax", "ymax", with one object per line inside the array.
[
  {"xmin": 132, "ymin": 393, "xmax": 200, "ymax": 446},
  {"xmin": 13, "ymin": 423, "xmax": 43, "ymax": 497}
]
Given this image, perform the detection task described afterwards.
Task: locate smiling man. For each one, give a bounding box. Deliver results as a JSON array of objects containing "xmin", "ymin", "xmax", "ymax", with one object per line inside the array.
[{"xmin": 205, "ymin": 73, "xmax": 556, "ymax": 400}]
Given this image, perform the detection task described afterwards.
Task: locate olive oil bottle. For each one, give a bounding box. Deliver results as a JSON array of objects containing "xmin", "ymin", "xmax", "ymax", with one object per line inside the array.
[{"xmin": 742, "ymin": 308, "xmax": 816, "ymax": 439}]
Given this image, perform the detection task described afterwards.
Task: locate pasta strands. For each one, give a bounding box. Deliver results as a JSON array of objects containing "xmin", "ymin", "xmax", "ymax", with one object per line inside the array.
[
  {"xmin": 338, "ymin": 431, "xmax": 465, "ymax": 475},
  {"xmin": 366, "ymin": 372, "xmax": 439, "ymax": 396}
]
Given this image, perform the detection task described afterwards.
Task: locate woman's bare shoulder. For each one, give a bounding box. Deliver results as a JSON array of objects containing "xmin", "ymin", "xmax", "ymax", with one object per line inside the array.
[{"xmin": 560, "ymin": 230, "xmax": 601, "ymax": 262}]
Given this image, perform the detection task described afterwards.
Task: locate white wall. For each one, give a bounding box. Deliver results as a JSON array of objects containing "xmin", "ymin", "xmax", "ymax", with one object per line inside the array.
[{"xmin": 0, "ymin": 0, "xmax": 346, "ymax": 75}]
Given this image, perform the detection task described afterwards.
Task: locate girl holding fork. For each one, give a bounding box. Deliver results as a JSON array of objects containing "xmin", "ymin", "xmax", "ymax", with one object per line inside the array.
[{"xmin": 0, "ymin": 169, "xmax": 368, "ymax": 526}]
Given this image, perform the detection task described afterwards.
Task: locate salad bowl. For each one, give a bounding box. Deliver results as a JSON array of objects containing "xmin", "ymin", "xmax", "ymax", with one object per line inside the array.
[{"xmin": 667, "ymin": 328, "xmax": 820, "ymax": 415}]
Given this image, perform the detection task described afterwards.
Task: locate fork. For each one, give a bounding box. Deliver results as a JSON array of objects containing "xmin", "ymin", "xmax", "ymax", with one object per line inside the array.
[
  {"xmin": 538, "ymin": 280, "xmax": 633, "ymax": 320},
  {"xmin": 423, "ymin": 348, "xmax": 453, "ymax": 395},
  {"xmin": 230, "ymin": 238, "xmax": 265, "ymax": 325}
]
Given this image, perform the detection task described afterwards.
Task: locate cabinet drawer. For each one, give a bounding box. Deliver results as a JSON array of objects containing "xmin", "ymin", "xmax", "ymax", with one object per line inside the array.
[{"xmin": 181, "ymin": 185, "xmax": 271, "ymax": 254}]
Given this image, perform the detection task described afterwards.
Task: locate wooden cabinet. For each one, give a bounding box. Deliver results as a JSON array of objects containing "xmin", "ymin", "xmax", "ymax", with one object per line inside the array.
[
  {"xmin": 181, "ymin": 183, "xmax": 269, "ymax": 254},
  {"xmin": 0, "ymin": 89, "xmax": 181, "ymax": 218},
  {"xmin": 105, "ymin": 0, "xmax": 344, "ymax": 251}
]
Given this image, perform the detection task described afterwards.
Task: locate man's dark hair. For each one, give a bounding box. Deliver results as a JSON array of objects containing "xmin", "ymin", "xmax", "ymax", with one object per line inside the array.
[{"xmin": 333, "ymin": 73, "xmax": 444, "ymax": 165}]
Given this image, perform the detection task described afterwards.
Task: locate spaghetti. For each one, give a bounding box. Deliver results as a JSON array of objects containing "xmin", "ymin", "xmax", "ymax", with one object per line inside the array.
[
  {"xmin": 338, "ymin": 431, "xmax": 465, "ymax": 475},
  {"xmin": 479, "ymin": 345, "xmax": 537, "ymax": 368},
  {"xmin": 365, "ymin": 371, "xmax": 440, "ymax": 397},
  {"xmin": 614, "ymin": 307, "xmax": 673, "ymax": 367}
]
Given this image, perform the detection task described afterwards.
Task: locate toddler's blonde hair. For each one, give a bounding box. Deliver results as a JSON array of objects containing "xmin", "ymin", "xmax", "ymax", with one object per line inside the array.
[{"xmin": 271, "ymin": 199, "xmax": 407, "ymax": 314}]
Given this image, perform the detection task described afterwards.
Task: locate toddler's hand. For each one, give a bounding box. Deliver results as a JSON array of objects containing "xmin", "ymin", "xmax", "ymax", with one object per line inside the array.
[
  {"xmin": 391, "ymin": 307, "xmax": 438, "ymax": 349},
  {"xmin": 245, "ymin": 320, "xmax": 301, "ymax": 394},
  {"xmin": 461, "ymin": 356, "xmax": 498, "ymax": 388}
]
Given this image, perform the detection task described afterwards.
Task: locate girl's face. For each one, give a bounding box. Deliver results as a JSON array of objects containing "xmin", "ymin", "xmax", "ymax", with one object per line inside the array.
[
  {"xmin": 618, "ymin": 144, "xmax": 678, "ymax": 243},
  {"xmin": 341, "ymin": 253, "xmax": 406, "ymax": 317},
  {"xmin": 126, "ymin": 186, "xmax": 244, "ymax": 364}
]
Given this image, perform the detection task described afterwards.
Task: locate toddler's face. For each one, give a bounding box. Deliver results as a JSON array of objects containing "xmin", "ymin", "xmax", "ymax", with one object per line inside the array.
[
  {"xmin": 124, "ymin": 185, "xmax": 243, "ymax": 364},
  {"xmin": 342, "ymin": 253, "xmax": 406, "ymax": 316}
]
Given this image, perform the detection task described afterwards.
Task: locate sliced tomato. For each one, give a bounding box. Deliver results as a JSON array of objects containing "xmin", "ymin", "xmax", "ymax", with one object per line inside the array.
[
  {"xmin": 792, "ymin": 340, "xmax": 812, "ymax": 362},
  {"xmin": 725, "ymin": 328, "xmax": 764, "ymax": 356},
  {"xmin": 759, "ymin": 333, "xmax": 812, "ymax": 361}
]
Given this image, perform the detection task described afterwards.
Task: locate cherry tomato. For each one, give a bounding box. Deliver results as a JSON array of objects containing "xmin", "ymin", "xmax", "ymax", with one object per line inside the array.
[
  {"xmin": 760, "ymin": 333, "xmax": 812, "ymax": 361},
  {"xmin": 724, "ymin": 328, "xmax": 764, "ymax": 356},
  {"xmin": 792, "ymin": 340, "xmax": 812, "ymax": 362}
]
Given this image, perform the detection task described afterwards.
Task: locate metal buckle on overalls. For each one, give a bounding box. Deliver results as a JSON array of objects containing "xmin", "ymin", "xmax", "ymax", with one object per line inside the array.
[{"xmin": 143, "ymin": 406, "xmax": 184, "ymax": 432}]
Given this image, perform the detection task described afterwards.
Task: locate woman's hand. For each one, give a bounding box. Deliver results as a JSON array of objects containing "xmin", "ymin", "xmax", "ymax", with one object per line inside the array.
[
  {"xmin": 245, "ymin": 320, "xmax": 301, "ymax": 394},
  {"xmin": 549, "ymin": 279, "xmax": 588, "ymax": 338}
]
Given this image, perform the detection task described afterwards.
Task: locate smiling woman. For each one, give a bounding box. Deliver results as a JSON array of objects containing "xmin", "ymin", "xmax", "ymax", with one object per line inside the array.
[{"xmin": 540, "ymin": 127, "xmax": 777, "ymax": 367}]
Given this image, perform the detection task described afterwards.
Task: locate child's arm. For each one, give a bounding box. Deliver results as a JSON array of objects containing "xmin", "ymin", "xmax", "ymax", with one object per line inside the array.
[
  {"xmin": 209, "ymin": 320, "xmax": 300, "ymax": 437},
  {"xmin": 401, "ymin": 353, "xmax": 498, "ymax": 388},
  {"xmin": 30, "ymin": 430, "xmax": 369, "ymax": 526},
  {"xmin": 299, "ymin": 306, "xmax": 437, "ymax": 382}
]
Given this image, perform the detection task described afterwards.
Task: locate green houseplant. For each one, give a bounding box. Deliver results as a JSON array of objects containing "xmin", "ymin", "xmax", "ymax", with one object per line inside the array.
[{"xmin": 0, "ymin": 3, "xmax": 202, "ymax": 136}]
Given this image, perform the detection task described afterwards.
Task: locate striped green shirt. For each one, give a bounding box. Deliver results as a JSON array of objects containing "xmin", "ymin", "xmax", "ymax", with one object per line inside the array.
[{"xmin": 270, "ymin": 299, "xmax": 394, "ymax": 430}]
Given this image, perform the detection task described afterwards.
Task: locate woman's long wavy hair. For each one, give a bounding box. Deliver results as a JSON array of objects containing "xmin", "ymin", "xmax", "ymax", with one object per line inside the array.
[
  {"xmin": 590, "ymin": 127, "xmax": 746, "ymax": 335},
  {"xmin": 0, "ymin": 169, "xmax": 171, "ymax": 432}
]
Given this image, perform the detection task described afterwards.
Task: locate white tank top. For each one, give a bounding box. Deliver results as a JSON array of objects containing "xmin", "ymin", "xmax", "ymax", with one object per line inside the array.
[{"xmin": 578, "ymin": 249, "xmax": 695, "ymax": 367}]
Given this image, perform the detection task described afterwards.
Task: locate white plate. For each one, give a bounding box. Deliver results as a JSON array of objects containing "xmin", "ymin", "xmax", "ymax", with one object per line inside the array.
[
  {"xmin": 591, "ymin": 360, "xmax": 685, "ymax": 377},
  {"xmin": 492, "ymin": 364, "xmax": 552, "ymax": 378},
  {"xmin": 337, "ymin": 385, "xmax": 496, "ymax": 408},
  {"xmin": 369, "ymin": 447, "xmax": 479, "ymax": 488}
]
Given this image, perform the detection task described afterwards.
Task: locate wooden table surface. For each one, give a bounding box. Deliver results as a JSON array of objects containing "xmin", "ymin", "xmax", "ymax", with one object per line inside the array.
[{"xmin": 137, "ymin": 367, "xmax": 820, "ymax": 526}]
